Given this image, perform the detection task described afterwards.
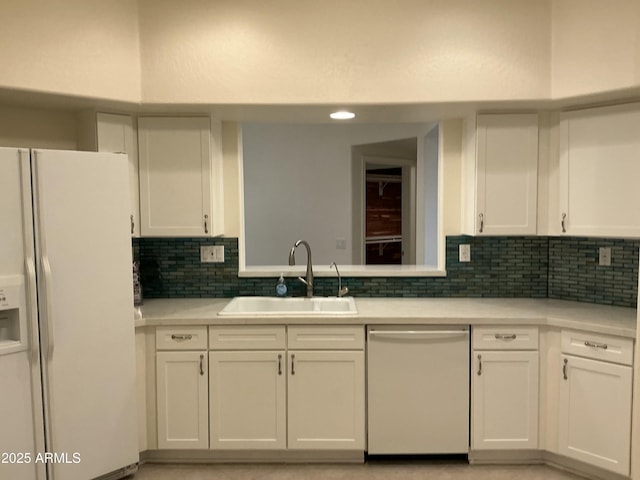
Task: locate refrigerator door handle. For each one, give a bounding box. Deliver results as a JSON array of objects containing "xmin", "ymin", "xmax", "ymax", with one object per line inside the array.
[
  {"xmin": 40, "ymin": 256, "xmax": 55, "ymax": 360},
  {"xmin": 25, "ymin": 258, "xmax": 40, "ymax": 364}
]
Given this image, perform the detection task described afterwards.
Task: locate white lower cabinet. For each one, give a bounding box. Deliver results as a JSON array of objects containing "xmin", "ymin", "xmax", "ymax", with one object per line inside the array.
[
  {"xmin": 209, "ymin": 350, "xmax": 286, "ymax": 449},
  {"xmin": 156, "ymin": 351, "xmax": 209, "ymax": 449},
  {"xmin": 155, "ymin": 326, "xmax": 209, "ymax": 449},
  {"xmin": 558, "ymin": 330, "xmax": 634, "ymax": 476},
  {"xmin": 206, "ymin": 325, "xmax": 365, "ymax": 451},
  {"xmin": 471, "ymin": 326, "xmax": 539, "ymax": 450},
  {"xmin": 287, "ymin": 350, "xmax": 365, "ymax": 450}
]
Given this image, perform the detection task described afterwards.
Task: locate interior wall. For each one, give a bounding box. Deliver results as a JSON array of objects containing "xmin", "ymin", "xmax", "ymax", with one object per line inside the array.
[
  {"xmin": 0, "ymin": 105, "xmax": 78, "ymax": 150},
  {"xmin": 551, "ymin": 0, "xmax": 640, "ymax": 99},
  {"xmin": 138, "ymin": 0, "xmax": 551, "ymax": 104},
  {"xmin": 241, "ymin": 122, "xmax": 437, "ymax": 266},
  {"xmin": 0, "ymin": 0, "xmax": 141, "ymax": 102}
]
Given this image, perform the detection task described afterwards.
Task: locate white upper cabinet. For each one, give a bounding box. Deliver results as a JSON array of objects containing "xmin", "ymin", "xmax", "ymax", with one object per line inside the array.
[
  {"xmin": 96, "ymin": 113, "xmax": 140, "ymax": 237},
  {"xmin": 138, "ymin": 116, "xmax": 223, "ymax": 237},
  {"xmin": 558, "ymin": 103, "xmax": 640, "ymax": 237},
  {"xmin": 463, "ymin": 113, "xmax": 539, "ymax": 235}
]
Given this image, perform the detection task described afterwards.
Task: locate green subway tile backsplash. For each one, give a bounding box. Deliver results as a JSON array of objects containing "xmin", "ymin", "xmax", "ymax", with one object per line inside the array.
[
  {"xmin": 134, "ymin": 236, "xmax": 639, "ymax": 308},
  {"xmin": 548, "ymin": 237, "xmax": 639, "ymax": 307}
]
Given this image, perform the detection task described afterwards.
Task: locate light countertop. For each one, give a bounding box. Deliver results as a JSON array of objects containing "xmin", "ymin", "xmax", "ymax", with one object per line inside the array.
[{"xmin": 135, "ymin": 297, "xmax": 637, "ymax": 338}]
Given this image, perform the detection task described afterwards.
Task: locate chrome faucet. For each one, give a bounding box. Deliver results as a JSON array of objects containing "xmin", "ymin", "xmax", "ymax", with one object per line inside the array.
[
  {"xmin": 330, "ymin": 262, "xmax": 349, "ymax": 297},
  {"xmin": 288, "ymin": 240, "xmax": 314, "ymax": 297}
]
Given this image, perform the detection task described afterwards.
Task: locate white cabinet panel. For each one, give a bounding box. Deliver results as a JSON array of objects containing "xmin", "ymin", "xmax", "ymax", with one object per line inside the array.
[
  {"xmin": 287, "ymin": 350, "xmax": 365, "ymax": 450},
  {"xmin": 138, "ymin": 117, "xmax": 221, "ymax": 237},
  {"xmin": 156, "ymin": 351, "xmax": 208, "ymax": 449},
  {"xmin": 209, "ymin": 351, "xmax": 286, "ymax": 449},
  {"xmin": 464, "ymin": 113, "xmax": 538, "ymax": 235},
  {"xmin": 559, "ymin": 103, "xmax": 640, "ymax": 237},
  {"xmin": 559, "ymin": 354, "xmax": 632, "ymax": 475},
  {"xmin": 96, "ymin": 112, "xmax": 140, "ymax": 237},
  {"xmin": 472, "ymin": 350, "xmax": 539, "ymax": 449}
]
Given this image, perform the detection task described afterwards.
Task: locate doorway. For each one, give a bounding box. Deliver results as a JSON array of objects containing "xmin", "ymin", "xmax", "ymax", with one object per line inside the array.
[{"xmin": 351, "ymin": 138, "xmax": 417, "ymax": 265}]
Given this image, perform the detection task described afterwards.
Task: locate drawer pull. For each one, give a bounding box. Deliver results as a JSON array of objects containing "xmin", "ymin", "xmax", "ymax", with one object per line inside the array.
[
  {"xmin": 171, "ymin": 334, "xmax": 193, "ymax": 341},
  {"xmin": 584, "ymin": 340, "xmax": 608, "ymax": 350},
  {"xmin": 563, "ymin": 358, "xmax": 568, "ymax": 380},
  {"xmin": 291, "ymin": 353, "xmax": 295, "ymax": 376},
  {"xmin": 479, "ymin": 213, "xmax": 484, "ymax": 233},
  {"xmin": 477, "ymin": 354, "xmax": 482, "ymax": 376},
  {"xmin": 561, "ymin": 213, "xmax": 567, "ymax": 233},
  {"xmin": 495, "ymin": 333, "xmax": 517, "ymax": 340},
  {"xmin": 278, "ymin": 354, "xmax": 282, "ymax": 376},
  {"xmin": 199, "ymin": 354, "xmax": 205, "ymax": 376}
]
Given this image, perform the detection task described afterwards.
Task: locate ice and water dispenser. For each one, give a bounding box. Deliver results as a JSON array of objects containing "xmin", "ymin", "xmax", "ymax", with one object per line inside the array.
[{"xmin": 0, "ymin": 276, "xmax": 27, "ymax": 353}]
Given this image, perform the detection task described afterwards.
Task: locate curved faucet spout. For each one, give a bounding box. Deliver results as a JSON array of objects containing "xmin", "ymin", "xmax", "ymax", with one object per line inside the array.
[{"xmin": 288, "ymin": 240, "xmax": 314, "ymax": 297}]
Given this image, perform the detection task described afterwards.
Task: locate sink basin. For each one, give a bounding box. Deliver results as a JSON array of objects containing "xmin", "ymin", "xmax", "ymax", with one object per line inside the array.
[{"xmin": 218, "ymin": 296, "xmax": 357, "ymax": 317}]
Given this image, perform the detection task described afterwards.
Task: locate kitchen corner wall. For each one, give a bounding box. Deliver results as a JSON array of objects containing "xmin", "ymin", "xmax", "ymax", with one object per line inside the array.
[{"xmin": 134, "ymin": 236, "xmax": 639, "ymax": 308}]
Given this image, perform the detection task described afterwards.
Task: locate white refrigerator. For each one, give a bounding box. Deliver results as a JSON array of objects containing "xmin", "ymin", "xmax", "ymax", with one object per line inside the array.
[{"xmin": 0, "ymin": 147, "xmax": 139, "ymax": 480}]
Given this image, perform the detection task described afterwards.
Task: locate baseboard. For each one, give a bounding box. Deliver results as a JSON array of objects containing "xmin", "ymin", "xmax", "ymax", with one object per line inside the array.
[
  {"xmin": 468, "ymin": 449, "xmax": 543, "ymax": 464},
  {"xmin": 543, "ymin": 451, "xmax": 630, "ymax": 480},
  {"xmin": 140, "ymin": 449, "xmax": 364, "ymax": 464},
  {"xmin": 469, "ymin": 449, "xmax": 630, "ymax": 480},
  {"xmin": 140, "ymin": 449, "xmax": 630, "ymax": 480}
]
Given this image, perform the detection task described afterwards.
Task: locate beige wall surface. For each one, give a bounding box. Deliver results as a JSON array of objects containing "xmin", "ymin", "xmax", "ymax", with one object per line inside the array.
[
  {"xmin": 3, "ymin": 0, "xmax": 640, "ymax": 105},
  {"xmin": 0, "ymin": 105, "xmax": 77, "ymax": 149},
  {"xmin": 551, "ymin": 0, "xmax": 640, "ymax": 99},
  {"xmin": 0, "ymin": 0, "xmax": 141, "ymax": 102},
  {"xmin": 138, "ymin": 0, "xmax": 551, "ymax": 104}
]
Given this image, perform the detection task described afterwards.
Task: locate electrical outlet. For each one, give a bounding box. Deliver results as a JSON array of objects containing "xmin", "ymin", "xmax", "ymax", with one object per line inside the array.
[
  {"xmin": 598, "ymin": 247, "xmax": 611, "ymax": 266},
  {"xmin": 201, "ymin": 245, "xmax": 225, "ymax": 263},
  {"xmin": 459, "ymin": 244, "xmax": 471, "ymax": 262}
]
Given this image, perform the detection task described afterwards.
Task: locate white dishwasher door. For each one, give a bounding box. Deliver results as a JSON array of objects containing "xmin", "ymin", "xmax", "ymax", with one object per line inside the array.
[{"xmin": 367, "ymin": 325, "xmax": 469, "ymax": 454}]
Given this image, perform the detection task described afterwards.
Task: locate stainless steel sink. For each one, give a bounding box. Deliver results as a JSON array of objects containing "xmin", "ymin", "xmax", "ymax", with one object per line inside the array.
[{"xmin": 218, "ymin": 296, "xmax": 357, "ymax": 317}]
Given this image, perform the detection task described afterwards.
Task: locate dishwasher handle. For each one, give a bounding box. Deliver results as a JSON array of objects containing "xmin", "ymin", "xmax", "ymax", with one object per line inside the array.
[{"xmin": 369, "ymin": 329, "xmax": 469, "ymax": 340}]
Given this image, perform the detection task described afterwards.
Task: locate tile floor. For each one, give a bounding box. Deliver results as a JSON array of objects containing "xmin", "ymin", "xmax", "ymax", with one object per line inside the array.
[{"xmin": 132, "ymin": 462, "xmax": 585, "ymax": 480}]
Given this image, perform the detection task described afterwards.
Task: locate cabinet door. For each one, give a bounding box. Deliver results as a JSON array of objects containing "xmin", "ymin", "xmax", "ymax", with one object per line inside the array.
[
  {"xmin": 287, "ymin": 350, "xmax": 365, "ymax": 450},
  {"xmin": 138, "ymin": 117, "xmax": 213, "ymax": 237},
  {"xmin": 559, "ymin": 354, "xmax": 632, "ymax": 475},
  {"xmin": 558, "ymin": 104, "xmax": 640, "ymax": 237},
  {"xmin": 96, "ymin": 113, "xmax": 140, "ymax": 237},
  {"xmin": 475, "ymin": 113, "xmax": 538, "ymax": 235},
  {"xmin": 209, "ymin": 351, "xmax": 286, "ymax": 449},
  {"xmin": 156, "ymin": 351, "xmax": 208, "ymax": 449},
  {"xmin": 472, "ymin": 350, "xmax": 538, "ymax": 449}
]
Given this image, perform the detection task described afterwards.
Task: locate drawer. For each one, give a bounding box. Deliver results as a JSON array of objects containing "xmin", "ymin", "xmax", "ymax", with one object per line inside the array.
[
  {"xmin": 287, "ymin": 325, "xmax": 364, "ymax": 350},
  {"xmin": 156, "ymin": 326, "xmax": 208, "ymax": 350},
  {"xmin": 561, "ymin": 329, "xmax": 634, "ymax": 366},
  {"xmin": 472, "ymin": 326, "xmax": 538, "ymax": 350},
  {"xmin": 209, "ymin": 325, "xmax": 286, "ymax": 350}
]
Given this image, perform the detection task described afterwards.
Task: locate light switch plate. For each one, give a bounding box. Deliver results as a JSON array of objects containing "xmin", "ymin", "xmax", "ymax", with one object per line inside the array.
[
  {"xmin": 201, "ymin": 245, "xmax": 224, "ymax": 263},
  {"xmin": 598, "ymin": 247, "xmax": 611, "ymax": 266},
  {"xmin": 459, "ymin": 244, "xmax": 471, "ymax": 262}
]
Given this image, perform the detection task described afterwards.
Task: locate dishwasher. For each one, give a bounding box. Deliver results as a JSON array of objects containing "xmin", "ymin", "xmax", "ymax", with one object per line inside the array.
[{"xmin": 367, "ymin": 325, "xmax": 469, "ymax": 454}]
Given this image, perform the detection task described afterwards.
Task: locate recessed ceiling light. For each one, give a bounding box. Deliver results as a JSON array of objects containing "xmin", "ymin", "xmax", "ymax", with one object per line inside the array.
[{"xmin": 330, "ymin": 111, "xmax": 355, "ymax": 120}]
